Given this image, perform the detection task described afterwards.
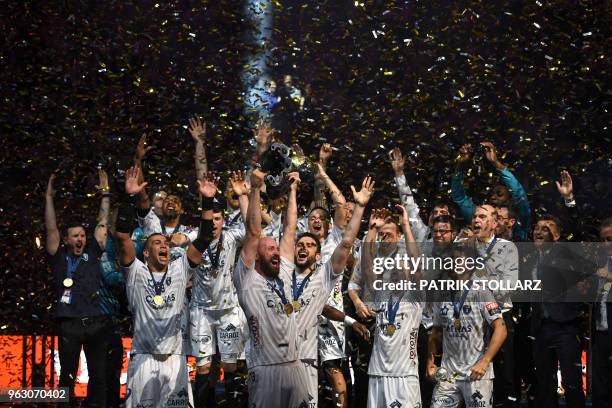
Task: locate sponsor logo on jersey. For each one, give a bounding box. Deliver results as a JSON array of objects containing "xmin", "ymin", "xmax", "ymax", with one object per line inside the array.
[
  {"xmin": 462, "ymin": 304, "xmax": 472, "ymax": 315},
  {"xmin": 248, "ymin": 316, "xmax": 261, "ymax": 348},
  {"xmin": 389, "ymin": 400, "xmax": 402, "ymax": 408},
  {"xmin": 485, "ymin": 301, "xmax": 501, "ymax": 316},
  {"xmin": 409, "ymin": 328, "xmax": 418, "ymax": 360},
  {"xmin": 433, "ymin": 395, "xmax": 456, "ymax": 405},
  {"xmin": 135, "ymin": 399, "xmax": 155, "ymax": 408},
  {"xmin": 440, "ymin": 305, "xmax": 449, "ymax": 316}
]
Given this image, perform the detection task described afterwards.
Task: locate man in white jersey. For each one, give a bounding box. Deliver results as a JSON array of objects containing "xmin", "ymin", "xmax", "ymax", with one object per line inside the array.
[
  {"xmin": 427, "ymin": 244, "xmax": 508, "ymax": 408},
  {"xmin": 115, "ymin": 166, "xmax": 217, "ymax": 408},
  {"xmin": 287, "ymin": 174, "xmax": 375, "ymax": 407},
  {"xmin": 360, "ymin": 206, "xmax": 424, "ymax": 408},
  {"xmin": 190, "ymin": 171, "xmax": 249, "ymax": 407},
  {"xmin": 233, "ymin": 167, "xmax": 309, "ymax": 408}
]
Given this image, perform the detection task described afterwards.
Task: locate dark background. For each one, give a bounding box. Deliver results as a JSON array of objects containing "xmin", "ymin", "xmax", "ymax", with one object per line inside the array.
[{"xmin": 0, "ymin": 0, "xmax": 609, "ymax": 334}]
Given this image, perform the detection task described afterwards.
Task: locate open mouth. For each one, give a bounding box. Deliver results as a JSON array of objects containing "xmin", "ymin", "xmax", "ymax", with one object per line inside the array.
[
  {"xmin": 231, "ymin": 194, "xmax": 239, "ymax": 200},
  {"xmin": 159, "ymin": 249, "xmax": 169, "ymax": 260},
  {"xmin": 270, "ymin": 256, "xmax": 280, "ymax": 266},
  {"xmin": 297, "ymin": 250, "xmax": 308, "ymax": 261}
]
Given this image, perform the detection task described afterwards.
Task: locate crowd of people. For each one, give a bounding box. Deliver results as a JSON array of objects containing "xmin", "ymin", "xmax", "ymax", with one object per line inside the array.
[{"xmin": 44, "ymin": 116, "xmax": 611, "ymax": 408}]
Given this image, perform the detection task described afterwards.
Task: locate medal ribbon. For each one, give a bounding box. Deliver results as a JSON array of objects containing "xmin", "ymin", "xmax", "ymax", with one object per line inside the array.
[
  {"xmin": 450, "ymin": 280, "xmax": 473, "ymax": 320},
  {"xmin": 161, "ymin": 223, "xmax": 182, "ymax": 237},
  {"xmin": 292, "ymin": 269, "xmax": 315, "ymax": 302},
  {"xmin": 148, "ymin": 268, "xmax": 169, "ymax": 296},
  {"xmin": 65, "ymin": 256, "xmax": 82, "ymax": 280},
  {"xmin": 206, "ymin": 234, "xmax": 224, "ymax": 269},
  {"xmin": 386, "ymin": 293, "xmax": 404, "ymax": 325},
  {"xmin": 225, "ymin": 212, "xmax": 241, "ymax": 228},
  {"xmin": 268, "ymin": 277, "xmax": 290, "ymax": 306},
  {"xmin": 481, "ymin": 236, "xmax": 499, "ymax": 262}
]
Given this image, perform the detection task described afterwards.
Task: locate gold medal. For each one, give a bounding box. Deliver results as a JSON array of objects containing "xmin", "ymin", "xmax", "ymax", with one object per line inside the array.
[
  {"xmin": 292, "ymin": 300, "xmax": 301, "ymax": 312},
  {"xmin": 453, "ymin": 319, "xmax": 462, "ymax": 330},
  {"xmin": 385, "ymin": 324, "xmax": 397, "ymax": 336},
  {"xmin": 63, "ymin": 278, "xmax": 73, "ymax": 288},
  {"xmin": 283, "ymin": 302, "xmax": 294, "ymax": 316},
  {"xmin": 153, "ymin": 295, "xmax": 165, "ymax": 306},
  {"xmin": 604, "ymin": 282, "xmax": 611, "ymax": 291}
]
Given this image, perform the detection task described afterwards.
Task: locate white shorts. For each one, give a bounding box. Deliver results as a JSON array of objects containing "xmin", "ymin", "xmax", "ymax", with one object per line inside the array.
[
  {"xmin": 125, "ymin": 353, "xmax": 192, "ymax": 408},
  {"xmin": 431, "ymin": 379, "xmax": 494, "ymax": 408},
  {"xmin": 248, "ymin": 361, "xmax": 311, "ymax": 408},
  {"xmin": 367, "ymin": 375, "xmax": 421, "ymax": 408},
  {"xmin": 318, "ymin": 318, "xmax": 345, "ymax": 362},
  {"xmin": 303, "ymin": 360, "xmax": 318, "ymax": 407},
  {"xmin": 189, "ymin": 306, "xmax": 247, "ymax": 366}
]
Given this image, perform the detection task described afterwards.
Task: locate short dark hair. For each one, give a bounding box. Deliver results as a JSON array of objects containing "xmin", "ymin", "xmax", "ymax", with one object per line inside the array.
[
  {"xmin": 296, "ymin": 232, "xmax": 322, "ymax": 254},
  {"xmin": 537, "ymin": 214, "xmax": 563, "ymax": 236},
  {"xmin": 309, "ymin": 206, "xmax": 330, "ymax": 221},
  {"xmin": 62, "ymin": 219, "xmax": 86, "ymax": 237},
  {"xmin": 431, "ymin": 200, "xmax": 456, "ymax": 217},
  {"xmin": 432, "ymin": 215, "xmax": 456, "ymax": 232},
  {"xmin": 497, "ymin": 203, "xmax": 518, "ymax": 220},
  {"xmin": 144, "ymin": 233, "xmax": 168, "ymax": 250},
  {"xmin": 600, "ymin": 216, "xmax": 612, "ymax": 231}
]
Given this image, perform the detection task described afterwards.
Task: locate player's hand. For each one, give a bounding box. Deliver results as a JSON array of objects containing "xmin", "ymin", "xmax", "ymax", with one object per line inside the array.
[
  {"xmin": 355, "ymin": 301, "xmax": 373, "ymax": 319},
  {"xmin": 287, "ymin": 171, "xmax": 301, "ymax": 191},
  {"xmin": 351, "ymin": 176, "xmax": 375, "ymax": 207},
  {"xmin": 457, "ymin": 144, "xmax": 471, "ymax": 165},
  {"xmin": 319, "ymin": 143, "xmax": 333, "ymax": 164},
  {"xmin": 169, "ymin": 232, "xmax": 189, "ymax": 248},
  {"xmin": 46, "ymin": 172, "xmax": 58, "ymax": 198},
  {"xmin": 197, "ymin": 172, "xmax": 218, "ymax": 198},
  {"xmin": 469, "ymin": 358, "xmax": 489, "ymax": 381},
  {"xmin": 352, "ymin": 321, "xmax": 370, "ymax": 342},
  {"xmin": 555, "ymin": 170, "xmax": 574, "ymax": 200},
  {"xmin": 389, "ymin": 147, "xmax": 405, "ymax": 176},
  {"xmin": 188, "ymin": 116, "xmax": 206, "ymax": 142},
  {"xmin": 250, "ymin": 168, "xmax": 266, "ymax": 189},
  {"xmin": 229, "ymin": 170, "xmax": 250, "ymax": 196},
  {"xmin": 134, "ymin": 133, "xmax": 153, "ymax": 161},
  {"xmin": 426, "ymin": 362, "xmax": 437, "ymax": 382},
  {"xmin": 125, "ymin": 166, "xmax": 148, "ymax": 195}
]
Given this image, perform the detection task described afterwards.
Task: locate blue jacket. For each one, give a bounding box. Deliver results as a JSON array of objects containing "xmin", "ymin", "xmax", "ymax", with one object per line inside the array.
[{"xmin": 451, "ymin": 167, "xmax": 531, "ymax": 241}]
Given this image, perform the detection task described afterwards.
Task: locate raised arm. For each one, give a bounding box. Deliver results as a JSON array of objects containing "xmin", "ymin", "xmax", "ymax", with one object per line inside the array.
[
  {"xmin": 133, "ymin": 133, "xmax": 152, "ymax": 210},
  {"xmin": 251, "ymin": 120, "xmax": 274, "ymax": 166},
  {"xmin": 188, "ymin": 116, "xmax": 208, "ymax": 180},
  {"xmin": 316, "ymin": 159, "xmax": 347, "ymax": 227},
  {"xmin": 450, "ymin": 144, "xmax": 476, "ymax": 222},
  {"xmin": 396, "ymin": 204, "xmax": 421, "ymax": 277},
  {"xmin": 241, "ymin": 168, "xmax": 266, "ymax": 266},
  {"xmin": 482, "ymin": 141, "xmax": 531, "ymax": 237},
  {"xmin": 331, "ymin": 177, "xmax": 375, "ymax": 275},
  {"xmin": 279, "ymin": 172, "xmax": 300, "ymax": 261},
  {"xmin": 45, "ymin": 173, "xmax": 60, "ymax": 255},
  {"xmin": 94, "ymin": 169, "xmax": 111, "ymax": 251},
  {"xmin": 390, "ymin": 147, "xmax": 429, "ymax": 242},
  {"xmin": 186, "ymin": 172, "xmax": 217, "ymax": 265},
  {"xmin": 361, "ymin": 209, "xmax": 386, "ymax": 289},
  {"xmin": 116, "ymin": 166, "xmax": 148, "ymax": 266},
  {"xmin": 229, "ymin": 170, "xmax": 250, "ymax": 221}
]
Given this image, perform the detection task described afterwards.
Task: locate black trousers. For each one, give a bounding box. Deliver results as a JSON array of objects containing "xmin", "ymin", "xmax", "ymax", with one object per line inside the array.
[
  {"xmin": 533, "ymin": 319, "xmax": 585, "ymax": 408},
  {"xmin": 58, "ymin": 316, "xmax": 110, "ymax": 407},
  {"xmin": 105, "ymin": 324, "xmax": 123, "ymax": 408},
  {"xmin": 493, "ymin": 312, "xmax": 518, "ymax": 408},
  {"xmin": 513, "ymin": 312, "xmax": 537, "ymax": 407},
  {"xmin": 591, "ymin": 330, "xmax": 612, "ymax": 408},
  {"xmin": 417, "ymin": 325, "xmax": 434, "ymax": 408}
]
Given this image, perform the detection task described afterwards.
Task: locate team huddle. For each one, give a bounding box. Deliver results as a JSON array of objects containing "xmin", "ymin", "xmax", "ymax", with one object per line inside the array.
[{"xmin": 44, "ymin": 117, "xmax": 609, "ymax": 408}]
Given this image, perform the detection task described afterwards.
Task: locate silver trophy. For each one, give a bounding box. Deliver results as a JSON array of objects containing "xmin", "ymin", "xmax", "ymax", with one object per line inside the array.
[
  {"xmin": 434, "ymin": 367, "xmax": 451, "ymax": 383},
  {"xmin": 257, "ymin": 142, "xmax": 316, "ymax": 198}
]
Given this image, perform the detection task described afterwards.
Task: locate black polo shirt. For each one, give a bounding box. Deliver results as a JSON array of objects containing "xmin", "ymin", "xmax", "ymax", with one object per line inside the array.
[{"xmin": 48, "ymin": 239, "xmax": 104, "ymax": 318}]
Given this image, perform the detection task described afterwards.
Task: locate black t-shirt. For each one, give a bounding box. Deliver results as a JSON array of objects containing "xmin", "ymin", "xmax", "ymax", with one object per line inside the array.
[{"xmin": 48, "ymin": 239, "xmax": 104, "ymax": 318}]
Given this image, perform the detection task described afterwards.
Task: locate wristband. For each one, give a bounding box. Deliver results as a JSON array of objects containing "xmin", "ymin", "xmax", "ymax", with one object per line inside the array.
[
  {"xmin": 344, "ymin": 316, "xmax": 356, "ymax": 326},
  {"xmin": 201, "ymin": 197, "xmax": 214, "ymax": 211}
]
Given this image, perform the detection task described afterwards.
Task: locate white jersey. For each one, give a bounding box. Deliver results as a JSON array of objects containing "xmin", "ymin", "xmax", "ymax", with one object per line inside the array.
[
  {"xmin": 293, "ymin": 258, "xmax": 342, "ymax": 361},
  {"xmin": 191, "ymin": 227, "xmax": 245, "ymax": 310},
  {"xmin": 368, "ymin": 295, "xmax": 423, "ymax": 377},
  {"xmin": 464, "ymin": 236, "xmax": 519, "ymax": 311},
  {"xmin": 224, "ymin": 208, "xmax": 244, "ymax": 232},
  {"xmin": 433, "ymin": 287, "xmax": 502, "ymax": 381},
  {"xmin": 139, "ymin": 208, "xmax": 198, "ymax": 260},
  {"xmin": 233, "ymin": 256, "xmax": 300, "ymax": 367},
  {"xmin": 124, "ymin": 253, "xmax": 194, "ymax": 355}
]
